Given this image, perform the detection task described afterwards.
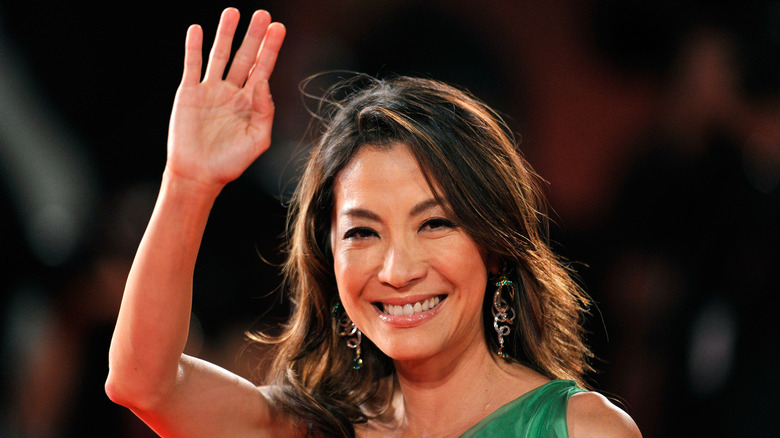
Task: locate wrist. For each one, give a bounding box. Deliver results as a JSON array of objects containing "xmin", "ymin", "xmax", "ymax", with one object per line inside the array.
[{"xmin": 161, "ymin": 166, "xmax": 224, "ymax": 203}]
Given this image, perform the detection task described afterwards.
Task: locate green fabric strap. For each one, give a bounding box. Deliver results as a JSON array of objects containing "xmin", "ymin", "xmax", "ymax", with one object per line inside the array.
[{"xmin": 459, "ymin": 380, "xmax": 585, "ymax": 438}]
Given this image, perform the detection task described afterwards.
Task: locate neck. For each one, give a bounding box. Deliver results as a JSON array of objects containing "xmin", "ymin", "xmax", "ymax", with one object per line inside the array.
[{"xmin": 390, "ymin": 340, "xmax": 517, "ymax": 436}]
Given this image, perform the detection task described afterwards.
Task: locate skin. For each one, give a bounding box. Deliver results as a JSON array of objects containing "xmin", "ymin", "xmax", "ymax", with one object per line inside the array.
[{"xmin": 105, "ymin": 7, "xmax": 641, "ymax": 437}]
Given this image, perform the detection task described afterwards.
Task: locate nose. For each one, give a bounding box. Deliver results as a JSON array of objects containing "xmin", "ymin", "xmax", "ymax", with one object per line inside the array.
[{"xmin": 377, "ymin": 238, "xmax": 426, "ymax": 288}]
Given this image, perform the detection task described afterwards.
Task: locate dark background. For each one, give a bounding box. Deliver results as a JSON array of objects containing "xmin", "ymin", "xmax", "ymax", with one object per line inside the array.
[{"xmin": 1, "ymin": 1, "xmax": 779, "ymax": 436}]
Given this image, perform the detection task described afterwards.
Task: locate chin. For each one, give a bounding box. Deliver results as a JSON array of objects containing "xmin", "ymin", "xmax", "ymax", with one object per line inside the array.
[{"xmin": 373, "ymin": 338, "xmax": 443, "ymax": 363}]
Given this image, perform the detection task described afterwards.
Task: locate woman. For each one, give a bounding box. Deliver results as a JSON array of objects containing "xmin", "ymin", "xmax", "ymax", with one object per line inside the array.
[{"xmin": 106, "ymin": 8, "xmax": 641, "ymax": 437}]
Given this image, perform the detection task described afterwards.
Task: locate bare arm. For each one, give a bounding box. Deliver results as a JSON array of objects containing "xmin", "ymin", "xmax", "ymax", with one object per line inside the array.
[{"xmin": 105, "ymin": 9, "xmax": 292, "ymax": 437}]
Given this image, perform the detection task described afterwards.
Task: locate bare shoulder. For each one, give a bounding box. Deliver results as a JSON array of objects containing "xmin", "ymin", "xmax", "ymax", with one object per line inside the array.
[{"xmin": 566, "ymin": 391, "xmax": 642, "ymax": 438}]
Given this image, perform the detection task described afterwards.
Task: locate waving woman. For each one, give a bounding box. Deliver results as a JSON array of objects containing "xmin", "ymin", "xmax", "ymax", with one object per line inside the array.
[{"xmin": 106, "ymin": 8, "xmax": 640, "ymax": 437}]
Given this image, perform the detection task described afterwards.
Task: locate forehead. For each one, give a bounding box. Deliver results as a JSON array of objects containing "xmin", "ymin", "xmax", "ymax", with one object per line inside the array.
[{"xmin": 333, "ymin": 144, "xmax": 438, "ymax": 211}]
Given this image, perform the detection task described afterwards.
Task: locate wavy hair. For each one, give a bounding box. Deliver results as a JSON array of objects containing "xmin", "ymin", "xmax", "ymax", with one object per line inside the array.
[{"xmin": 250, "ymin": 74, "xmax": 592, "ymax": 437}]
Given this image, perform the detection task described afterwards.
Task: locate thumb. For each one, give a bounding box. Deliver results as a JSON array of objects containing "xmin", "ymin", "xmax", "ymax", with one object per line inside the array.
[
  {"xmin": 252, "ymin": 79, "xmax": 275, "ymax": 122},
  {"xmin": 249, "ymin": 79, "xmax": 275, "ymax": 153}
]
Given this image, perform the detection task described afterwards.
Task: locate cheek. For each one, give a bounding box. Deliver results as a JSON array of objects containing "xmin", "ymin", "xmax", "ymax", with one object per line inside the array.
[
  {"xmin": 333, "ymin": 247, "xmax": 377, "ymax": 301},
  {"xmin": 430, "ymin": 238, "xmax": 489, "ymax": 291}
]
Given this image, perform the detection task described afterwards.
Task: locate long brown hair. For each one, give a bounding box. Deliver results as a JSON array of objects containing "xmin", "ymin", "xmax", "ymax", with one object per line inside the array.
[{"xmin": 251, "ymin": 74, "xmax": 592, "ymax": 437}]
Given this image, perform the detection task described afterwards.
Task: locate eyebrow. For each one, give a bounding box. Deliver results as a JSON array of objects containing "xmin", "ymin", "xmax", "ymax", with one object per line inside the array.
[
  {"xmin": 409, "ymin": 198, "xmax": 440, "ymax": 217},
  {"xmin": 340, "ymin": 198, "xmax": 441, "ymax": 221}
]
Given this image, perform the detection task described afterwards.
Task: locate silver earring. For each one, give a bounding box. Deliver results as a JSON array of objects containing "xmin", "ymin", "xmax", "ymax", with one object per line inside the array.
[
  {"xmin": 332, "ymin": 303, "xmax": 363, "ymax": 370},
  {"xmin": 492, "ymin": 274, "xmax": 516, "ymax": 359}
]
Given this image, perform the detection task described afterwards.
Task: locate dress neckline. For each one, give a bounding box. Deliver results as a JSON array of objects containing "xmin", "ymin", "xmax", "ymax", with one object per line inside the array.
[{"xmin": 461, "ymin": 379, "xmax": 577, "ymax": 435}]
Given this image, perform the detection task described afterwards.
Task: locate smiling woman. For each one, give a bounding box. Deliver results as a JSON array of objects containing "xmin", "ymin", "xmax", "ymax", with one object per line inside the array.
[
  {"xmin": 332, "ymin": 145, "xmax": 493, "ymax": 365},
  {"xmin": 105, "ymin": 7, "xmax": 640, "ymax": 438}
]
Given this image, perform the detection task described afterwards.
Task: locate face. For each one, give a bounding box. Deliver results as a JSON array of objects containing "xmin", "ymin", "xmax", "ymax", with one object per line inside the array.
[{"xmin": 331, "ymin": 144, "xmax": 494, "ymax": 363}]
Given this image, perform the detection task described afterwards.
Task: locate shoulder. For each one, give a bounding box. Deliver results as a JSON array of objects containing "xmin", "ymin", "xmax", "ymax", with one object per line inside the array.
[{"xmin": 566, "ymin": 391, "xmax": 642, "ymax": 438}]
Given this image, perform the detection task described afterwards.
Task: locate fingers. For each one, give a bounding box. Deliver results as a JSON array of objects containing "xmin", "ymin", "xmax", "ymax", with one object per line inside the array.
[
  {"xmin": 186, "ymin": 8, "xmax": 285, "ymax": 88},
  {"xmin": 224, "ymin": 10, "xmax": 272, "ymax": 87},
  {"xmin": 244, "ymin": 22, "xmax": 286, "ymax": 92},
  {"xmin": 203, "ymin": 8, "xmax": 240, "ymax": 82},
  {"xmin": 181, "ymin": 25, "xmax": 203, "ymax": 86}
]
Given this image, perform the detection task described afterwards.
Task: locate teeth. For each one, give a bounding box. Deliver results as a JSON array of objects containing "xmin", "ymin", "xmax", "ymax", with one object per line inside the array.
[{"xmin": 382, "ymin": 296, "xmax": 442, "ymax": 316}]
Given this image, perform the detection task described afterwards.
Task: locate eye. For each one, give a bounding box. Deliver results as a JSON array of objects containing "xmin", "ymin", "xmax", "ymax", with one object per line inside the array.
[
  {"xmin": 343, "ymin": 227, "xmax": 378, "ymax": 240},
  {"xmin": 420, "ymin": 218, "xmax": 456, "ymax": 232}
]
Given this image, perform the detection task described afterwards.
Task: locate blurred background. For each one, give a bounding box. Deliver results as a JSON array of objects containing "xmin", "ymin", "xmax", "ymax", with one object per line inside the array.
[{"xmin": 1, "ymin": 0, "xmax": 778, "ymax": 436}]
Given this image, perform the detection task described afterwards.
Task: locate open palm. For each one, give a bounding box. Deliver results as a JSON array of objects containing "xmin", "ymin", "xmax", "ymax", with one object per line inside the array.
[{"xmin": 166, "ymin": 8, "xmax": 285, "ymax": 190}]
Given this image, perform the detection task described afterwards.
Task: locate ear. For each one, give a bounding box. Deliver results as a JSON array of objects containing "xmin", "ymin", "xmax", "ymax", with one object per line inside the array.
[{"xmin": 486, "ymin": 252, "xmax": 502, "ymax": 276}]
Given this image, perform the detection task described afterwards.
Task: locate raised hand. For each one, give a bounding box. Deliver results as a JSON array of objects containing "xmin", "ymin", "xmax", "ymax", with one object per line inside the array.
[{"xmin": 166, "ymin": 8, "xmax": 285, "ymax": 191}]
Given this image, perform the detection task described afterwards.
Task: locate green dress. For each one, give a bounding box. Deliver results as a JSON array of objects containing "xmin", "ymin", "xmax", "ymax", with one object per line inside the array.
[{"xmin": 459, "ymin": 380, "xmax": 585, "ymax": 438}]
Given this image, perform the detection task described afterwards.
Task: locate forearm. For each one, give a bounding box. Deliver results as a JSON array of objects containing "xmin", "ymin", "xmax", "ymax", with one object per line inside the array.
[{"xmin": 106, "ymin": 168, "xmax": 221, "ymax": 408}]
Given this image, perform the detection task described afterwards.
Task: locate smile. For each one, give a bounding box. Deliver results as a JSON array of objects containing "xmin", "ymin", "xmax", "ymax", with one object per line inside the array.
[{"xmin": 380, "ymin": 295, "xmax": 444, "ymax": 316}]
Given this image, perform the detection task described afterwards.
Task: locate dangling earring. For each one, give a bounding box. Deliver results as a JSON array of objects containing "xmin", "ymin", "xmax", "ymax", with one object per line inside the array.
[
  {"xmin": 492, "ymin": 273, "xmax": 516, "ymax": 359},
  {"xmin": 331, "ymin": 302, "xmax": 363, "ymax": 370}
]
